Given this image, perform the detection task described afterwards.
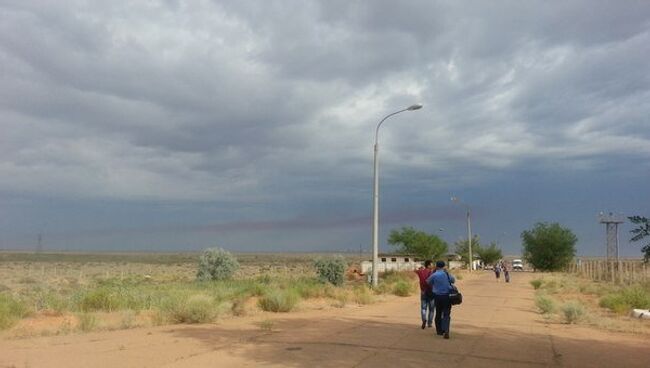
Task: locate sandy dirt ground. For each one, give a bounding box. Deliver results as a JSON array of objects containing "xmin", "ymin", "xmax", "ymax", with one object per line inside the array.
[{"xmin": 1, "ymin": 272, "xmax": 649, "ymax": 367}]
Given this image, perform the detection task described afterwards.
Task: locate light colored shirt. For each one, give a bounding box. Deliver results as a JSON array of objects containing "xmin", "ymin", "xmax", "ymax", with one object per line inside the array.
[{"xmin": 426, "ymin": 269, "xmax": 455, "ymax": 295}]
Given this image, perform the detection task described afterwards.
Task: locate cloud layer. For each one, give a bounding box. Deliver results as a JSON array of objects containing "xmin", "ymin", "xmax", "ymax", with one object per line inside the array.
[{"xmin": 1, "ymin": 1, "xmax": 649, "ymax": 254}]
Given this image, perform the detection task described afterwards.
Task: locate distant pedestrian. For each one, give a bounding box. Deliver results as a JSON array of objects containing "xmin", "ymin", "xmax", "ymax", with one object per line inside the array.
[
  {"xmin": 415, "ymin": 260, "xmax": 435, "ymax": 329},
  {"xmin": 426, "ymin": 261, "xmax": 456, "ymax": 339},
  {"xmin": 503, "ymin": 262, "xmax": 510, "ymax": 282},
  {"xmin": 494, "ymin": 262, "xmax": 502, "ymax": 282}
]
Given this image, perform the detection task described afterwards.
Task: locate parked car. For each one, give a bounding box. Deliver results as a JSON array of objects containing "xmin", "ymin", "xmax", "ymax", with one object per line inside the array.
[{"xmin": 512, "ymin": 259, "xmax": 524, "ymax": 271}]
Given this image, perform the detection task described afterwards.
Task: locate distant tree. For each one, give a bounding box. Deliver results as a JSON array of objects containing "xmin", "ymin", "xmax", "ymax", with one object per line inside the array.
[
  {"xmin": 521, "ymin": 222, "xmax": 577, "ymax": 271},
  {"xmin": 388, "ymin": 226, "xmax": 448, "ymax": 260},
  {"xmin": 453, "ymin": 235, "xmax": 482, "ymax": 264},
  {"xmin": 628, "ymin": 216, "xmax": 650, "ymax": 262},
  {"xmin": 477, "ymin": 242, "xmax": 503, "ymax": 266}
]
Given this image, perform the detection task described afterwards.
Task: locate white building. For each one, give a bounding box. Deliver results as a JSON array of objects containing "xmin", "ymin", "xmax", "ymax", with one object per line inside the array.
[{"xmin": 360, "ymin": 254, "xmax": 423, "ymax": 274}]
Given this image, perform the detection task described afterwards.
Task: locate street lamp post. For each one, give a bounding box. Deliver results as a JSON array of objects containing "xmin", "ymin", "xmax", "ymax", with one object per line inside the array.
[
  {"xmin": 451, "ymin": 196, "xmax": 473, "ymax": 272},
  {"xmin": 371, "ymin": 103, "xmax": 423, "ymax": 288}
]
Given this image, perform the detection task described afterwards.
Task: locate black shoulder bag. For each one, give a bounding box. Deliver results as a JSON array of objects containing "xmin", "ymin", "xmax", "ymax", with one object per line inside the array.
[{"xmin": 446, "ymin": 272, "xmax": 463, "ymax": 305}]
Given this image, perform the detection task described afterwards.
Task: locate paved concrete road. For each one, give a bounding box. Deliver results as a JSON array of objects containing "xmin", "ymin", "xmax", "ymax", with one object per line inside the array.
[{"xmin": 1, "ymin": 272, "xmax": 649, "ymax": 367}]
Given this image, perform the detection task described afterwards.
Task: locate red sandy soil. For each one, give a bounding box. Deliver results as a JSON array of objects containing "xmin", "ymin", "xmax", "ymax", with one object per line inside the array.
[{"xmin": 1, "ymin": 272, "xmax": 649, "ymax": 367}]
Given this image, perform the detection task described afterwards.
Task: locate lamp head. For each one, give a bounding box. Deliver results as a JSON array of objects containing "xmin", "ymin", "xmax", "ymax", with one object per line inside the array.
[{"xmin": 407, "ymin": 103, "xmax": 423, "ymax": 111}]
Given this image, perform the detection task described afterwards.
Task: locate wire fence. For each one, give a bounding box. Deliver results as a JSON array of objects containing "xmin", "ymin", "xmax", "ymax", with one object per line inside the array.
[{"xmin": 565, "ymin": 258, "xmax": 649, "ymax": 284}]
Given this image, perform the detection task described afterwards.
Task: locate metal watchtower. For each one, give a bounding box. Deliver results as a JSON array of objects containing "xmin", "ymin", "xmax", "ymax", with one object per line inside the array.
[{"xmin": 598, "ymin": 212, "xmax": 625, "ymax": 260}]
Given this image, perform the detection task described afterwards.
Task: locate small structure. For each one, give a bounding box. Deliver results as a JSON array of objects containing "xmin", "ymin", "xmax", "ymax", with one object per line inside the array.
[
  {"xmin": 446, "ymin": 254, "xmax": 464, "ymax": 270},
  {"xmin": 446, "ymin": 253, "xmax": 483, "ymax": 270},
  {"xmin": 360, "ymin": 254, "xmax": 422, "ymax": 274}
]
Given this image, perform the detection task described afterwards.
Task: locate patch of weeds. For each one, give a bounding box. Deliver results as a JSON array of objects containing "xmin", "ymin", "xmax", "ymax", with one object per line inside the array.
[
  {"xmin": 120, "ymin": 310, "xmax": 137, "ymax": 329},
  {"xmin": 57, "ymin": 317, "xmax": 73, "ymax": 335},
  {"xmin": 291, "ymin": 278, "xmax": 326, "ymax": 299},
  {"xmin": 76, "ymin": 312, "xmax": 98, "ymax": 332},
  {"xmin": 352, "ymin": 286, "xmax": 375, "ymax": 305},
  {"xmin": 76, "ymin": 287, "xmax": 119, "ymax": 312},
  {"xmin": 331, "ymin": 290, "xmax": 349, "ymax": 308},
  {"xmin": 599, "ymin": 285, "xmax": 650, "ymax": 314},
  {"xmin": 541, "ymin": 280, "xmax": 559, "ymax": 294},
  {"xmin": 530, "ymin": 279, "xmax": 543, "ymax": 290},
  {"xmin": 535, "ymin": 294, "xmax": 556, "ymax": 315},
  {"xmin": 231, "ymin": 297, "xmax": 248, "ymax": 317},
  {"xmin": 165, "ymin": 294, "xmax": 218, "ymax": 324},
  {"xmin": 0, "ymin": 294, "xmax": 30, "ymax": 330},
  {"xmin": 150, "ymin": 309, "xmax": 167, "ymax": 326},
  {"xmin": 258, "ymin": 289, "xmax": 300, "ymax": 313},
  {"xmin": 392, "ymin": 281, "xmax": 414, "ymax": 297},
  {"xmin": 561, "ymin": 301, "xmax": 586, "ymax": 324}
]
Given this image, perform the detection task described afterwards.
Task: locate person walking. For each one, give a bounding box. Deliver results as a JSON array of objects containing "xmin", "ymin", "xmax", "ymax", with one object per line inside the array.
[
  {"xmin": 503, "ymin": 262, "xmax": 510, "ymax": 283},
  {"xmin": 426, "ymin": 261, "xmax": 455, "ymax": 339},
  {"xmin": 415, "ymin": 260, "xmax": 435, "ymax": 329},
  {"xmin": 494, "ymin": 261, "xmax": 502, "ymax": 282}
]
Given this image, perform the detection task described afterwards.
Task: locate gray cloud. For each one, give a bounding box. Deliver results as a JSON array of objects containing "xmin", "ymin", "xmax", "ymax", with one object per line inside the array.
[{"xmin": 0, "ymin": 0, "xmax": 649, "ymax": 253}]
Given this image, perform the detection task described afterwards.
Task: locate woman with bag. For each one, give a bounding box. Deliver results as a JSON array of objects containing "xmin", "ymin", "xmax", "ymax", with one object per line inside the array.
[{"xmin": 425, "ymin": 261, "xmax": 456, "ymax": 339}]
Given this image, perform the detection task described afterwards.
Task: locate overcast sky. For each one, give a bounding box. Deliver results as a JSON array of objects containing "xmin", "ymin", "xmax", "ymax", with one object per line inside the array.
[{"xmin": 1, "ymin": 1, "xmax": 649, "ymax": 257}]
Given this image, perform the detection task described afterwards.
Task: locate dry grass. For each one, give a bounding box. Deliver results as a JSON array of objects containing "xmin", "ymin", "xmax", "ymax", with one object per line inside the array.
[
  {"xmin": 0, "ymin": 251, "xmax": 411, "ymax": 336},
  {"xmin": 530, "ymin": 273, "xmax": 650, "ymax": 334}
]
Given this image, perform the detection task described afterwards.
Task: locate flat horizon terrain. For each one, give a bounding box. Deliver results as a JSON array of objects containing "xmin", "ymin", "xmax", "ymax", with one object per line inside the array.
[{"xmin": 2, "ymin": 270, "xmax": 648, "ymax": 367}]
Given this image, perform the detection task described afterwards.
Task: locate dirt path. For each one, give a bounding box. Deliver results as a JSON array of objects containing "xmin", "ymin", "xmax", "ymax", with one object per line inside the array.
[{"xmin": 1, "ymin": 272, "xmax": 649, "ymax": 367}]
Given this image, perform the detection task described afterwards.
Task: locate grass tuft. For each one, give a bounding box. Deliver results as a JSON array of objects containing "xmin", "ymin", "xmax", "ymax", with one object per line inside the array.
[
  {"xmin": 530, "ymin": 279, "xmax": 543, "ymax": 290},
  {"xmin": 166, "ymin": 294, "xmax": 218, "ymax": 324},
  {"xmin": 258, "ymin": 289, "xmax": 300, "ymax": 313},
  {"xmin": 392, "ymin": 281, "xmax": 414, "ymax": 297},
  {"xmin": 0, "ymin": 294, "xmax": 30, "ymax": 330},
  {"xmin": 76, "ymin": 312, "xmax": 98, "ymax": 332},
  {"xmin": 561, "ymin": 301, "xmax": 586, "ymax": 324},
  {"xmin": 535, "ymin": 294, "xmax": 556, "ymax": 315},
  {"xmin": 599, "ymin": 285, "xmax": 650, "ymax": 314}
]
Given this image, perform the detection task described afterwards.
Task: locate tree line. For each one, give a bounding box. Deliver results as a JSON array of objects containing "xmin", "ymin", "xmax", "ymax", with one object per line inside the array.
[{"xmin": 386, "ymin": 214, "xmax": 650, "ymax": 272}]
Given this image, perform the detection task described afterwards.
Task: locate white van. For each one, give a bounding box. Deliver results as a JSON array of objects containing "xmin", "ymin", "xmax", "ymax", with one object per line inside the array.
[{"xmin": 512, "ymin": 259, "xmax": 524, "ymax": 271}]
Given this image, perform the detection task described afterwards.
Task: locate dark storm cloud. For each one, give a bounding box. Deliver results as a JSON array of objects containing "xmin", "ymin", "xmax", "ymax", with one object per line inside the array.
[{"xmin": 0, "ymin": 1, "xmax": 649, "ymax": 252}]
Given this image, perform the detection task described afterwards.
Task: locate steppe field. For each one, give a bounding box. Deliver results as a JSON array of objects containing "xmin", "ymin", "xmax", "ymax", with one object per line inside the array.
[{"xmin": 1, "ymin": 251, "xmax": 649, "ymax": 367}]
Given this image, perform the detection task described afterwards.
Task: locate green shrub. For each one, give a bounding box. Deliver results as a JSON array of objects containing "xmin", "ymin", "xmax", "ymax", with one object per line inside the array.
[
  {"xmin": 196, "ymin": 247, "xmax": 239, "ymax": 281},
  {"xmin": 166, "ymin": 294, "xmax": 218, "ymax": 323},
  {"xmin": 77, "ymin": 287, "xmax": 119, "ymax": 312},
  {"xmin": 0, "ymin": 294, "xmax": 30, "ymax": 330},
  {"xmin": 392, "ymin": 281, "xmax": 413, "ymax": 297},
  {"xmin": 535, "ymin": 294, "xmax": 556, "ymax": 314},
  {"xmin": 530, "ymin": 279, "xmax": 543, "ymax": 290},
  {"xmin": 314, "ymin": 256, "xmax": 347, "ymax": 286},
  {"xmin": 258, "ymin": 289, "xmax": 300, "ymax": 312},
  {"xmin": 599, "ymin": 285, "xmax": 650, "ymax": 314},
  {"xmin": 561, "ymin": 301, "xmax": 585, "ymax": 324}
]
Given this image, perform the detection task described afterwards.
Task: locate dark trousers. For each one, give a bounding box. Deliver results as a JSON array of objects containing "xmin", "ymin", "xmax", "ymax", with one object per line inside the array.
[{"xmin": 433, "ymin": 294, "xmax": 452, "ymax": 334}]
